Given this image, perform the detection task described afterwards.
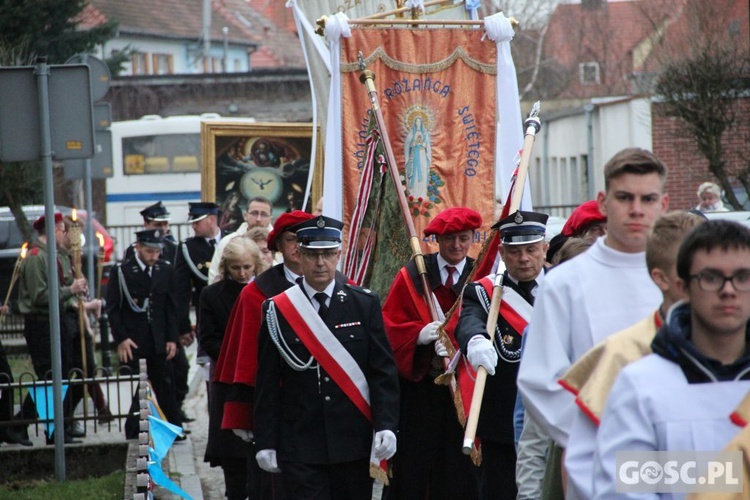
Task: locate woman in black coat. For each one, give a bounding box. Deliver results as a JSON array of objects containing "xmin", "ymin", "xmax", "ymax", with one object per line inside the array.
[{"xmin": 199, "ymin": 235, "xmax": 268, "ymax": 500}]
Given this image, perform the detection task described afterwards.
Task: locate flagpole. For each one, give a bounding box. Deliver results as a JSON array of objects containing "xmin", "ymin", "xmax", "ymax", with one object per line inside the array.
[
  {"xmin": 357, "ymin": 53, "xmax": 438, "ymax": 321},
  {"xmin": 462, "ymin": 102, "xmax": 541, "ymax": 455}
]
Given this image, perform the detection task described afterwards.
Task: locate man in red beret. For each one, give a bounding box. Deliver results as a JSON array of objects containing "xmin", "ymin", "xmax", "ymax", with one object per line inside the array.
[
  {"xmin": 547, "ymin": 200, "xmax": 607, "ymax": 264},
  {"xmin": 561, "ymin": 199, "xmax": 607, "ymax": 239},
  {"xmin": 381, "ymin": 206, "xmax": 482, "ymax": 499},
  {"xmin": 212, "ymin": 210, "xmax": 317, "ymax": 498}
]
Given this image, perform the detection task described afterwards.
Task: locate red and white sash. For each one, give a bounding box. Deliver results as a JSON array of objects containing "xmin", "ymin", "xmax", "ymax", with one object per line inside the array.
[
  {"xmin": 271, "ymin": 286, "xmax": 372, "ymax": 421},
  {"xmin": 478, "ymin": 275, "xmax": 533, "ymax": 335},
  {"xmin": 270, "ymin": 286, "xmax": 390, "ymax": 482}
]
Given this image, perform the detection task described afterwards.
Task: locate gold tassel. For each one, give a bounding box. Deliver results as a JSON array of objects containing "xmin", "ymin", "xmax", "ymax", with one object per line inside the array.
[
  {"xmin": 470, "ymin": 443, "xmax": 482, "ymax": 466},
  {"xmin": 370, "ymin": 461, "xmax": 391, "ymax": 485}
]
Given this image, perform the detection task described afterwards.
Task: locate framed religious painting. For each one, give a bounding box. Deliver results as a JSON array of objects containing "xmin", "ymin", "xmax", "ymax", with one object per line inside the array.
[{"xmin": 201, "ymin": 122, "xmax": 323, "ymax": 233}]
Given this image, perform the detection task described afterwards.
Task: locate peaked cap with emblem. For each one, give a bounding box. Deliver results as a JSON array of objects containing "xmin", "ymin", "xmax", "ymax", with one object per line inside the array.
[
  {"xmin": 135, "ymin": 229, "xmax": 165, "ymax": 249},
  {"xmin": 492, "ymin": 210, "xmax": 548, "ymax": 245},
  {"xmin": 187, "ymin": 202, "xmax": 219, "ymax": 223},
  {"xmin": 140, "ymin": 201, "xmax": 171, "ymax": 222},
  {"xmin": 293, "ymin": 215, "xmax": 344, "ymax": 250}
]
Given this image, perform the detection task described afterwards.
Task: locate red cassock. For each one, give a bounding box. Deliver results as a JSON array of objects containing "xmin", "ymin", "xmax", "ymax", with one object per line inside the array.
[{"xmin": 382, "ymin": 263, "xmax": 462, "ymax": 382}]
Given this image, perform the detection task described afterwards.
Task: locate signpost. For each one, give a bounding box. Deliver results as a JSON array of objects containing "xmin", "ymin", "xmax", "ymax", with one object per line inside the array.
[{"xmin": 0, "ymin": 57, "xmax": 95, "ymax": 481}]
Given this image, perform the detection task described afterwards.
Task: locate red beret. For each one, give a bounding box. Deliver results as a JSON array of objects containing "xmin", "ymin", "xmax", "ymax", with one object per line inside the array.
[
  {"xmin": 424, "ymin": 207, "xmax": 483, "ymax": 237},
  {"xmin": 561, "ymin": 200, "xmax": 606, "ymax": 237},
  {"xmin": 267, "ymin": 210, "xmax": 315, "ymax": 251},
  {"xmin": 32, "ymin": 212, "xmax": 64, "ymax": 232}
]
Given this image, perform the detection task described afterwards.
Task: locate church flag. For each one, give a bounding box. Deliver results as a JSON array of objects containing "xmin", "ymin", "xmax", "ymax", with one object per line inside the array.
[{"xmin": 338, "ymin": 26, "xmax": 497, "ymax": 259}]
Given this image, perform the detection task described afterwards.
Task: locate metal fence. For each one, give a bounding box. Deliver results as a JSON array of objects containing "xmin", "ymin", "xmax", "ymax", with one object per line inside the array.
[{"xmin": 0, "ymin": 365, "xmax": 140, "ymax": 438}]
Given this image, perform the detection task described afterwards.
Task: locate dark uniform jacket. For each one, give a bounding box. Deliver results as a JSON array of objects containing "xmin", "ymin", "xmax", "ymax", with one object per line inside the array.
[
  {"xmin": 456, "ymin": 270, "xmax": 536, "ymax": 445},
  {"xmin": 199, "ymin": 278, "xmax": 245, "ymax": 363},
  {"xmin": 105, "ymin": 257, "xmax": 179, "ymax": 357},
  {"xmin": 219, "ymin": 265, "xmax": 352, "ymax": 430},
  {"xmin": 173, "ymin": 235, "xmax": 221, "ymax": 334},
  {"xmin": 254, "ymin": 275, "xmax": 400, "ymax": 465}
]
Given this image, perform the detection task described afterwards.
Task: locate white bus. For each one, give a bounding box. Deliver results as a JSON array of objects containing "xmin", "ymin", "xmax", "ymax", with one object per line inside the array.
[{"xmin": 106, "ymin": 113, "xmax": 255, "ymax": 227}]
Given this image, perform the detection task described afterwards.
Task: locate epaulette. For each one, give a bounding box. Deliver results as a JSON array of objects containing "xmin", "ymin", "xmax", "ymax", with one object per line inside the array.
[{"xmin": 345, "ymin": 283, "xmax": 376, "ymax": 296}]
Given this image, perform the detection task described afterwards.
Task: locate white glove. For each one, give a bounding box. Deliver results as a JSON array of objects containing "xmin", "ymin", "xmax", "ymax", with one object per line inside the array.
[
  {"xmin": 417, "ymin": 321, "xmax": 441, "ymax": 345},
  {"xmin": 372, "ymin": 430, "xmax": 397, "ymax": 460},
  {"xmin": 434, "ymin": 338, "xmax": 449, "ymax": 357},
  {"xmin": 466, "ymin": 336, "xmax": 498, "ymax": 375},
  {"xmin": 256, "ymin": 449, "xmax": 280, "ymax": 473},
  {"xmin": 232, "ymin": 429, "xmax": 254, "ymax": 442}
]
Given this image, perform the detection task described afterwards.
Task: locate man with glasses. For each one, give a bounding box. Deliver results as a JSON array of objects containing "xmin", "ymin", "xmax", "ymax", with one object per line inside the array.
[
  {"xmin": 208, "ymin": 196, "xmax": 274, "ymax": 284},
  {"xmin": 593, "ymin": 219, "xmax": 750, "ymax": 496},
  {"xmin": 253, "ymin": 215, "xmax": 399, "ymax": 499},
  {"xmin": 216, "ymin": 210, "xmax": 314, "ymax": 498}
]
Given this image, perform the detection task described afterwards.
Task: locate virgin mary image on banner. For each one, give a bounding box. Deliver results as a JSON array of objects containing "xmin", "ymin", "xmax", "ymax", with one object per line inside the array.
[{"xmin": 404, "ymin": 113, "xmax": 432, "ymax": 201}]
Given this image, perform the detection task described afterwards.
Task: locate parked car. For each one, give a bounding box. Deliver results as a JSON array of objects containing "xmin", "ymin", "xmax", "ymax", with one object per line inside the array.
[
  {"xmin": 0, "ymin": 205, "xmax": 115, "ymax": 306},
  {"xmin": 703, "ymin": 210, "xmax": 750, "ymax": 227}
]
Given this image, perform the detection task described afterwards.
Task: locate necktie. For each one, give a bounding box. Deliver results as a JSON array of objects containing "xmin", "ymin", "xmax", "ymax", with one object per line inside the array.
[
  {"xmin": 445, "ymin": 266, "xmax": 457, "ymax": 288},
  {"xmin": 518, "ymin": 280, "xmax": 537, "ymax": 300},
  {"xmin": 314, "ymin": 292, "xmax": 329, "ymax": 321},
  {"xmin": 208, "ymin": 238, "xmax": 216, "ymax": 248},
  {"xmin": 145, "ymin": 266, "xmax": 152, "ymax": 278}
]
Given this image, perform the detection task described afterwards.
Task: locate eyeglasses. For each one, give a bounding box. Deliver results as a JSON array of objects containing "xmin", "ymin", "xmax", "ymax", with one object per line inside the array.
[
  {"xmin": 301, "ymin": 250, "xmax": 339, "ymax": 261},
  {"xmin": 689, "ymin": 270, "xmax": 750, "ymax": 292},
  {"xmin": 247, "ymin": 211, "xmax": 271, "ymax": 219}
]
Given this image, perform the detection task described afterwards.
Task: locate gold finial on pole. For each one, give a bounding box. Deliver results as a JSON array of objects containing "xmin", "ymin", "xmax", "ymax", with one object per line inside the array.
[
  {"xmin": 69, "ymin": 209, "xmax": 90, "ymax": 423},
  {"xmin": 95, "ymin": 232, "xmax": 105, "ymax": 300}
]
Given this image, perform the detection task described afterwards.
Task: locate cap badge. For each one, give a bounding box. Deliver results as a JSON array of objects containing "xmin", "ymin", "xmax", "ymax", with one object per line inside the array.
[
  {"xmin": 317, "ymin": 218, "xmax": 325, "ymax": 228},
  {"xmin": 154, "ymin": 230, "xmax": 161, "ymax": 238},
  {"xmin": 514, "ymin": 212, "xmax": 524, "ymax": 224}
]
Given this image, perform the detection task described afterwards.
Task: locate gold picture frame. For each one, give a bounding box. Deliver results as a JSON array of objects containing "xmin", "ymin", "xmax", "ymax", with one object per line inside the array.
[{"xmin": 201, "ymin": 122, "xmax": 323, "ymax": 233}]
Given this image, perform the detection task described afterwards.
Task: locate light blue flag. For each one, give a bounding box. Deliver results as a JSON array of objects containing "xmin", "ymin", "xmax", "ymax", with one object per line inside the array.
[
  {"xmin": 148, "ymin": 414, "xmax": 182, "ymax": 463},
  {"xmin": 147, "ymin": 460, "xmax": 194, "ymax": 500},
  {"xmin": 29, "ymin": 384, "xmax": 69, "ymax": 437}
]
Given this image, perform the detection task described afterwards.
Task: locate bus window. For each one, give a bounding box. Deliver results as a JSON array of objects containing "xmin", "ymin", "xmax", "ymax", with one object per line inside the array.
[{"xmin": 121, "ymin": 133, "xmax": 201, "ymax": 175}]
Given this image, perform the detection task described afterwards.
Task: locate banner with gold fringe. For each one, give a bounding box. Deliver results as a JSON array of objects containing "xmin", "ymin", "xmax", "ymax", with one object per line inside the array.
[{"xmin": 339, "ymin": 26, "xmax": 498, "ymax": 258}]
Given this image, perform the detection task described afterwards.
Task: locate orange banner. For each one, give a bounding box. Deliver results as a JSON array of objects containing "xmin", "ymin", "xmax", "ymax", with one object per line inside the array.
[{"xmin": 340, "ymin": 27, "xmax": 497, "ymax": 256}]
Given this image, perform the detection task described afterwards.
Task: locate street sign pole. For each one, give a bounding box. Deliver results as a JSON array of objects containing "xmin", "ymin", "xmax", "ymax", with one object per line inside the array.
[{"xmin": 35, "ymin": 56, "xmax": 66, "ymax": 481}]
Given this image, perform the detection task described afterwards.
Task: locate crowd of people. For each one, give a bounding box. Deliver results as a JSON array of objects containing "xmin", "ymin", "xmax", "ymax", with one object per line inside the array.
[{"xmin": 1, "ymin": 151, "xmax": 749, "ymax": 500}]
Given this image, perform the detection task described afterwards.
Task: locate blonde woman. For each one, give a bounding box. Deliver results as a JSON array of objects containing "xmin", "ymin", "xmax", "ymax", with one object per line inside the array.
[{"xmin": 198, "ymin": 236, "xmax": 267, "ymax": 500}]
